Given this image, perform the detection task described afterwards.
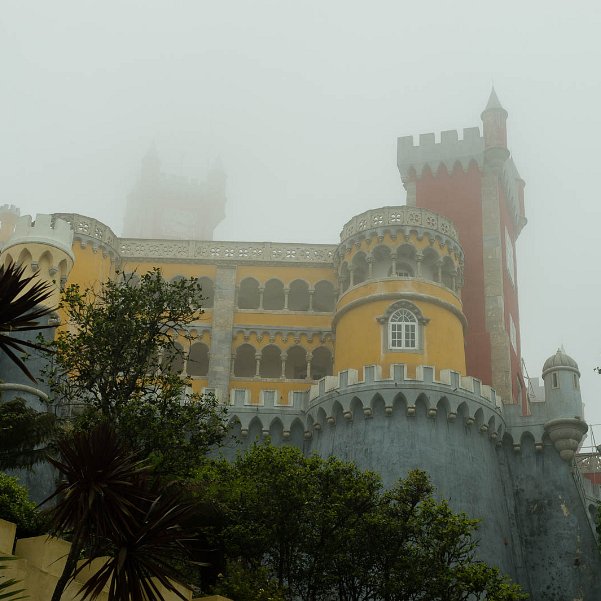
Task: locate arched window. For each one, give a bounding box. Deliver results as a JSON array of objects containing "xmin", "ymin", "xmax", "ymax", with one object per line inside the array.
[
  {"xmin": 260, "ymin": 345, "xmax": 282, "ymax": 378},
  {"xmin": 198, "ymin": 277, "xmax": 214, "ymax": 308},
  {"xmin": 311, "ymin": 346, "xmax": 333, "ymax": 380},
  {"xmin": 188, "ymin": 342, "xmax": 209, "ymax": 377},
  {"xmin": 161, "ymin": 342, "xmax": 185, "ymax": 374},
  {"xmin": 263, "ymin": 279, "xmax": 285, "ymax": 310},
  {"xmin": 288, "ymin": 280, "xmax": 310, "ymax": 311},
  {"xmin": 388, "ymin": 309, "xmax": 418, "ymax": 350},
  {"xmin": 285, "ymin": 345, "xmax": 307, "ymax": 379},
  {"xmin": 238, "ymin": 277, "xmax": 260, "ymax": 309},
  {"xmin": 234, "ymin": 344, "xmax": 256, "ymax": 378},
  {"xmin": 313, "ymin": 280, "xmax": 336, "ymax": 312}
]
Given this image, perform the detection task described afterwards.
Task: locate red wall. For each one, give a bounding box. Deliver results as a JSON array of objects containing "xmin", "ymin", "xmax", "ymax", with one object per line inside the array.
[{"xmin": 415, "ymin": 162, "xmax": 492, "ymax": 386}]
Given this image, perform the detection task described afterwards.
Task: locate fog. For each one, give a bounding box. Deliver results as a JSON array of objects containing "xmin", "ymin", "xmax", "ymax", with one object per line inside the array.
[{"xmin": 2, "ymin": 1, "xmax": 600, "ymax": 442}]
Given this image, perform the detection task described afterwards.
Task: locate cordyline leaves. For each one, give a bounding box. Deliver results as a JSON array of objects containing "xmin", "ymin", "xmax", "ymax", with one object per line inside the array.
[
  {"xmin": 43, "ymin": 423, "xmax": 201, "ymax": 601},
  {"xmin": 0, "ymin": 262, "xmax": 56, "ymax": 382},
  {"xmin": 0, "ymin": 557, "xmax": 26, "ymax": 601}
]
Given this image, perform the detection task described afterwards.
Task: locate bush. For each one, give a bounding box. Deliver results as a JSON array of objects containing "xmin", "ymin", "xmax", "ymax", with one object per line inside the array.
[{"xmin": 0, "ymin": 472, "xmax": 42, "ymax": 537}]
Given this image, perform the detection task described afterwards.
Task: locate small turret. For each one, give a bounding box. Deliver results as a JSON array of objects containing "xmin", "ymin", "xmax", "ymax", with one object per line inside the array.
[
  {"xmin": 481, "ymin": 87, "xmax": 509, "ymax": 152},
  {"xmin": 541, "ymin": 348, "xmax": 586, "ymax": 462},
  {"xmin": 541, "ymin": 348, "xmax": 582, "ymax": 417}
]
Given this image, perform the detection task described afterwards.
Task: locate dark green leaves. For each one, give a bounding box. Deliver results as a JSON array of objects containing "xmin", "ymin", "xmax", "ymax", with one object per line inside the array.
[
  {"xmin": 44, "ymin": 423, "xmax": 202, "ymax": 601},
  {"xmin": 0, "ymin": 262, "xmax": 55, "ymax": 382}
]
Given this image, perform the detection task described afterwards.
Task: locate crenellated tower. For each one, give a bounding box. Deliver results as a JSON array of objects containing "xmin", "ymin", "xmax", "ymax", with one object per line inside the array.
[
  {"xmin": 123, "ymin": 148, "xmax": 227, "ymax": 241},
  {"xmin": 397, "ymin": 89, "xmax": 527, "ymax": 411}
]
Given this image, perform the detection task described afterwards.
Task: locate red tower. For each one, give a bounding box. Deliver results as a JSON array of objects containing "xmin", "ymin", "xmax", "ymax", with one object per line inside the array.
[{"xmin": 397, "ymin": 90, "xmax": 527, "ymax": 410}]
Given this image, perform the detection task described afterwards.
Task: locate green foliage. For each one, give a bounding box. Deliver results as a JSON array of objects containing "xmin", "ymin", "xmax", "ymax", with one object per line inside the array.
[
  {"xmin": 0, "ymin": 398, "xmax": 57, "ymax": 470},
  {"xmin": 0, "ymin": 261, "xmax": 55, "ymax": 382},
  {"xmin": 0, "ymin": 557, "xmax": 26, "ymax": 601},
  {"xmin": 194, "ymin": 443, "xmax": 527, "ymax": 601},
  {"xmin": 44, "ymin": 269, "xmax": 226, "ymax": 478},
  {"xmin": 0, "ymin": 472, "xmax": 42, "ymax": 537},
  {"xmin": 213, "ymin": 560, "xmax": 287, "ymax": 601},
  {"xmin": 44, "ymin": 422, "xmax": 201, "ymax": 601}
]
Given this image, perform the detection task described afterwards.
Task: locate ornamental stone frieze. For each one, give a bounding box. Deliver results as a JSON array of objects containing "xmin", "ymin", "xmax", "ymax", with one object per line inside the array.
[
  {"xmin": 53, "ymin": 213, "xmax": 119, "ymax": 259},
  {"xmin": 121, "ymin": 239, "xmax": 337, "ymax": 264}
]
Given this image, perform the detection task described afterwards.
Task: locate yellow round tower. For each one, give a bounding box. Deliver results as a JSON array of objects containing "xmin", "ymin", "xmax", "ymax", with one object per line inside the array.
[
  {"xmin": 0, "ymin": 213, "xmax": 74, "ymax": 307},
  {"xmin": 333, "ymin": 206, "xmax": 466, "ymax": 378}
]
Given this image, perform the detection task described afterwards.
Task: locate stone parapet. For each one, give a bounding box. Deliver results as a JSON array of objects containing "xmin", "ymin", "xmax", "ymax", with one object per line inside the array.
[
  {"xmin": 53, "ymin": 213, "xmax": 118, "ymax": 259},
  {"xmin": 339, "ymin": 206, "xmax": 459, "ymax": 247}
]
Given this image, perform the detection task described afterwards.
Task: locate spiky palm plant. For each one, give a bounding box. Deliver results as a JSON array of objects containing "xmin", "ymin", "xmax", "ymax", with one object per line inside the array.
[
  {"xmin": 0, "ymin": 262, "xmax": 55, "ymax": 382},
  {"xmin": 0, "ymin": 557, "xmax": 26, "ymax": 601},
  {"xmin": 43, "ymin": 423, "xmax": 200, "ymax": 601}
]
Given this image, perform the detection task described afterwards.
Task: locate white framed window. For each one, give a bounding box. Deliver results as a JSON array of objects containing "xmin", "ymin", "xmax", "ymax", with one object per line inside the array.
[
  {"xmin": 509, "ymin": 314, "xmax": 517, "ymax": 353},
  {"xmin": 552, "ymin": 372, "xmax": 559, "ymax": 389},
  {"xmin": 505, "ymin": 228, "xmax": 516, "ymax": 286},
  {"xmin": 260, "ymin": 389, "xmax": 276, "ymax": 406},
  {"xmin": 573, "ymin": 373, "xmax": 579, "ymax": 390},
  {"xmin": 230, "ymin": 388, "xmax": 250, "ymax": 405},
  {"xmin": 288, "ymin": 390, "xmax": 306, "ymax": 406},
  {"xmin": 388, "ymin": 308, "xmax": 418, "ymax": 350}
]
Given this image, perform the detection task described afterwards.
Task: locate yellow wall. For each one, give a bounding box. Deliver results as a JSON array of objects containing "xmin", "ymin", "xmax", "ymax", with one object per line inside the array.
[
  {"xmin": 334, "ymin": 278, "xmax": 466, "ymax": 377},
  {"xmin": 69, "ymin": 243, "xmax": 115, "ymax": 289}
]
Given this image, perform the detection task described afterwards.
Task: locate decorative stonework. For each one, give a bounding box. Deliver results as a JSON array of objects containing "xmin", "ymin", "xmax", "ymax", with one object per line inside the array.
[
  {"xmin": 544, "ymin": 417, "xmax": 588, "ymax": 462},
  {"xmin": 53, "ymin": 213, "xmax": 119, "ymax": 258},
  {"xmin": 340, "ymin": 207, "xmax": 459, "ymax": 245},
  {"xmin": 121, "ymin": 239, "xmax": 336, "ymax": 264}
]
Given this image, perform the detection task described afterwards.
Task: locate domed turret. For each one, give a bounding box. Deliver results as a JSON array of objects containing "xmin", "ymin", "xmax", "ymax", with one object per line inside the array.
[
  {"xmin": 540, "ymin": 348, "xmax": 585, "ymax": 461},
  {"xmin": 542, "ymin": 348, "xmax": 580, "ymax": 377}
]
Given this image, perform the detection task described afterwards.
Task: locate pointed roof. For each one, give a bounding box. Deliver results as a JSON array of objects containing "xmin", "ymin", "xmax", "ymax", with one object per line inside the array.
[{"xmin": 484, "ymin": 87, "xmax": 505, "ymax": 112}]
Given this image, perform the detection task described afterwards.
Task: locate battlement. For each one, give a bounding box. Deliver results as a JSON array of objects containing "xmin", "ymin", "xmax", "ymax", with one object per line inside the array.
[
  {"xmin": 309, "ymin": 363, "xmax": 501, "ymax": 407},
  {"xmin": 397, "ymin": 127, "xmax": 484, "ymax": 179},
  {"xmin": 0, "ymin": 203, "xmax": 20, "ymax": 216},
  {"xmin": 3, "ymin": 214, "xmax": 74, "ymax": 260}
]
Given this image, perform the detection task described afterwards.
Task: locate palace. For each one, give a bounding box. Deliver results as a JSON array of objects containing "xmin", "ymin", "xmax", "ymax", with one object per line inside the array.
[{"xmin": 1, "ymin": 91, "xmax": 600, "ymax": 599}]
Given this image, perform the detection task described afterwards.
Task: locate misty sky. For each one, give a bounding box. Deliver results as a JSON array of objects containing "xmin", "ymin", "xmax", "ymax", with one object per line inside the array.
[{"xmin": 2, "ymin": 1, "xmax": 600, "ymax": 442}]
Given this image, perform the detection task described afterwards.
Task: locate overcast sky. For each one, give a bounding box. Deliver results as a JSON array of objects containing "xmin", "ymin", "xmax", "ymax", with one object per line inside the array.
[{"xmin": 2, "ymin": 0, "xmax": 600, "ymax": 442}]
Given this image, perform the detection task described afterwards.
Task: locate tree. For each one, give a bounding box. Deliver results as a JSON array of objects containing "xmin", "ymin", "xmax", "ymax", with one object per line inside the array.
[
  {"xmin": 0, "ymin": 261, "xmax": 55, "ymax": 382},
  {"xmin": 194, "ymin": 443, "xmax": 527, "ymax": 601},
  {"xmin": 0, "ymin": 472, "xmax": 42, "ymax": 537},
  {"xmin": 44, "ymin": 422, "xmax": 201, "ymax": 601},
  {"xmin": 0, "ymin": 398, "xmax": 56, "ymax": 470},
  {"xmin": 45, "ymin": 269, "xmax": 226, "ymax": 478}
]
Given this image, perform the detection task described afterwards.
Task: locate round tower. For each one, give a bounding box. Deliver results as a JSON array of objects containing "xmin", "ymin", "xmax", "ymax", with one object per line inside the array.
[
  {"xmin": 481, "ymin": 87, "xmax": 509, "ymax": 155},
  {"xmin": 333, "ymin": 206, "xmax": 466, "ymax": 378},
  {"xmin": 0, "ymin": 213, "xmax": 74, "ymax": 307}
]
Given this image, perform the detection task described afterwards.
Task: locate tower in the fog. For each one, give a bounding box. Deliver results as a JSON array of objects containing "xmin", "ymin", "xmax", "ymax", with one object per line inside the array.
[
  {"xmin": 397, "ymin": 89, "xmax": 527, "ymax": 410},
  {"xmin": 123, "ymin": 147, "xmax": 226, "ymax": 241}
]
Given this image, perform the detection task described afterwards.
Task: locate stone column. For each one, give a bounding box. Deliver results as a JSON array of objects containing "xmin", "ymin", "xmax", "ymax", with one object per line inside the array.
[
  {"xmin": 390, "ymin": 253, "xmax": 397, "ymax": 276},
  {"xmin": 284, "ymin": 287, "xmax": 290, "ymax": 310},
  {"xmin": 258, "ymin": 286, "xmax": 264, "ymax": 310},
  {"xmin": 207, "ymin": 266, "xmax": 237, "ymax": 398},
  {"xmin": 435, "ymin": 259, "xmax": 442, "ymax": 283},
  {"xmin": 415, "ymin": 251, "xmax": 423, "ymax": 277},
  {"xmin": 254, "ymin": 353, "xmax": 261, "ymax": 378},
  {"xmin": 280, "ymin": 352, "xmax": 287, "ymax": 379},
  {"xmin": 308, "ymin": 290, "xmax": 314, "ymax": 311},
  {"xmin": 481, "ymin": 147, "xmax": 512, "ymax": 402},
  {"xmin": 349, "ymin": 267, "xmax": 355, "ymax": 288},
  {"xmin": 367, "ymin": 256, "xmax": 374, "ymax": 279},
  {"xmin": 306, "ymin": 352, "xmax": 313, "ymax": 381}
]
